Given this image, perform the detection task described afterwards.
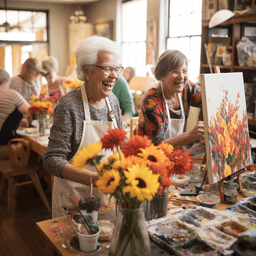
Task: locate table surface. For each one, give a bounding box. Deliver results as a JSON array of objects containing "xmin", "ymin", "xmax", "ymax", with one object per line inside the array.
[
  {"xmin": 36, "ymin": 188, "xmax": 249, "ymax": 256},
  {"xmin": 16, "ymin": 128, "xmax": 50, "ymax": 156}
]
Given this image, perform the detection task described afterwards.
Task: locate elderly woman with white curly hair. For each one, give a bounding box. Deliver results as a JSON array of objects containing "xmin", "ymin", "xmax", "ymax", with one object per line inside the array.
[
  {"xmin": 42, "ymin": 36, "xmax": 124, "ymax": 218},
  {"xmin": 40, "ymin": 56, "xmax": 67, "ymax": 96}
]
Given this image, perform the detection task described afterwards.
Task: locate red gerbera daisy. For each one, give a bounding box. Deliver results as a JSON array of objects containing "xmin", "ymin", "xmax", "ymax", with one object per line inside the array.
[
  {"xmin": 122, "ymin": 135, "xmax": 153, "ymax": 157},
  {"xmin": 170, "ymin": 149, "xmax": 193, "ymax": 176},
  {"xmin": 101, "ymin": 128, "xmax": 127, "ymax": 150}
]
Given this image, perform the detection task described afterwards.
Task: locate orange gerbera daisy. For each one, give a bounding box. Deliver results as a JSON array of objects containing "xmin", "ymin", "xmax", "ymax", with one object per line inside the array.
[
  {"xmin": 122, "ymin": 135, "xmax": 152, "ymax": 157},
  {"xmin": 101, "ymin": 127, "xmax": 127, "ymax": 150},
  {"xmin": 170, "ymin": 149, "xmax": 192, "ymax": 176},
  {"xmin": 157, "ymin": 143, "xmax": 174, "ymax": 158}
]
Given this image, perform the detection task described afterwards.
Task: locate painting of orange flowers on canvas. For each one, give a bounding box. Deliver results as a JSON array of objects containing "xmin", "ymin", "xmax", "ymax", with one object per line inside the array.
[{"xmin": 201, "ymin": 73, "xmax": 251, "ymax": 184}]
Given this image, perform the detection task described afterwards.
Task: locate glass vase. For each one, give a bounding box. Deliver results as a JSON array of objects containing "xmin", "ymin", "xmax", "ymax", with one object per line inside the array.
[
  {"xmin": 144, "ymin": 187, "xmax": 168, "ymax": 221},
  {"xmin": 108, "ymin": 204, "xmax": 151, "ymax": 256},
  {"xmin": 38, "ymin": 115, "xmax": 46, "ymax": 136}
]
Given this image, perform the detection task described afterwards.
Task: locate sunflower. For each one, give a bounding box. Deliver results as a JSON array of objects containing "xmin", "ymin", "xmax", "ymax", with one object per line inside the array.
[
  {"xmin": 97, "ymin": 160, "xmax": 111, "ymax": 172},
  {"xmin": 170, "ymin": 149, "xmax": 193, "ymax": 176},
  {"xmin": 123, "ymin": 164, "xmax": 159, "ymax": 201},
  {"xmin": 157, "ymin": 143, "xmax": 174, "ymax": 158},
  {"xmin": 138, "ymin": 145, "xmax": 170, "ymax": 165},
  {"xmin": 101, "ymin": 127, "xmax": 127, "ymax": 150},
  {"xmin": 96, "ymin": 169, "xmax": 121, "ymax": 194},
  {"xmin": 73, "ymin": 141, "xmax": 102, "ymax": 171},
  {"xmin": 122, "ymin": 135, "xmax": 152, "ymax": 157}
]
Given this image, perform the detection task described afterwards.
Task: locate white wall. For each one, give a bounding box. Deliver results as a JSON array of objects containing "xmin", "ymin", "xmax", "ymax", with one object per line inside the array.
[
  {"xmin": 2, "ymin": 1, "xmax": 77, "ymax": 76},
  {"xmin": 83, "ymin": 0, "xmax": 118, "ymax": 41}
]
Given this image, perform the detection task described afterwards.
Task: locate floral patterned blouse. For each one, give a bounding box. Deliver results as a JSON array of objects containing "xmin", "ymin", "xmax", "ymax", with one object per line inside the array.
[{"xmin": 136, "ymin": 81, "xmax": 202, "ymax": 145}]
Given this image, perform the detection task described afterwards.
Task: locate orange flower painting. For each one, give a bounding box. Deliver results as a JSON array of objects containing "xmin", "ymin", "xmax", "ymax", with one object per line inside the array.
[{"xmin": 201, "ymin": 73, "xmax": 251, "ymax": 184}]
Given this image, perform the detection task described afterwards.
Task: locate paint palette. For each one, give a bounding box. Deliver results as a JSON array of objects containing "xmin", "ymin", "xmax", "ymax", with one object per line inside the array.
[
  {"xmin": 215, "ymin": 220, "xmax": 249, "ymax": 238},
  {"xmin": 148, "ymin": 219, "xmax": 196, "ymax": 246}
]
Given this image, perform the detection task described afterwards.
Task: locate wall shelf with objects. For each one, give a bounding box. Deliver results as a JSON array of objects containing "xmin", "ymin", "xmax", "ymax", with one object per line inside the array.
[
  {"xmin": 200, "ymin": 13, "xmax": 256, "ymax": 81},
  {"xmin": 200, "ymin": 12, "xmax": 256, "ymax": 133}
]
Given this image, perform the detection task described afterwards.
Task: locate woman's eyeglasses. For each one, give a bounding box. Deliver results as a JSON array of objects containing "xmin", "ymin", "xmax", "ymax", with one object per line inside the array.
[
  {"xmin": 169, "ymin": 69, "xmax": 190, "ymax": 76},
  {"xmin": 93, "ymin": 65, "xmax": 124, "ymax": 76}
]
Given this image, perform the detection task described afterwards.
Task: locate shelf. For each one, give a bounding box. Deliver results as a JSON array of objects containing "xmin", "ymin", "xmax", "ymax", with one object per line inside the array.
[
  {"xmin": 202, "ymin": 13, "xmax": 256, "ymax": 27},
  {"xmin": 201, "ymin": 64, "xmax": 231, "ymax": 69},
  {"xmin": 234, "ymin": 66, "xmax": 256, "ymax": 70}
]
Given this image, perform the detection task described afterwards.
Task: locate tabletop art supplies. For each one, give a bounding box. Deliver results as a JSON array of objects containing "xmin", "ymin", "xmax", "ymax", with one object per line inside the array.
[
  {"xmin": 223, "ymin": 181, "xmax": 239, "ymax": 204},
  {"xmin": 96, "ymin": 220, "xmax": 114, "ymax": 241},
  {"xmin": 147, "ymin": 205, "xmax": 254, "ymax": 255},
  {"xmin": 196, "ymin": 194, "xmax": 220, "ymax": 209}
]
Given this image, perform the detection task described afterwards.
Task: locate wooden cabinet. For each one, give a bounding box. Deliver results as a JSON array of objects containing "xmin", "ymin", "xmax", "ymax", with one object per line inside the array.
[{"xmin": 200, "ymin": 13, "xmax": 256, "ymax": 83}]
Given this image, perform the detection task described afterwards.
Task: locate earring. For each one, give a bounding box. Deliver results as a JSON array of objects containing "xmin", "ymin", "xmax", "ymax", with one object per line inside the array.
[{"xmin": 86, "ymin": 76, "xmax": 90, "ymax": 80}]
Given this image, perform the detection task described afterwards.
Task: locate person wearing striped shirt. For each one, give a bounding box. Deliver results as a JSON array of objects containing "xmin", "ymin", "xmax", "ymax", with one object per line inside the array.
[{"xmin": 0, "ymin": 68, "xmax": 30, "ymax": 145}]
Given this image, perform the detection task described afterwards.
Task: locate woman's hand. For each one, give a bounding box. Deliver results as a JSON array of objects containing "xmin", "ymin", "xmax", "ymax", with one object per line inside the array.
[{"xmin": 189, "ymin": 121, "xmax": 204, "ymax": 141}]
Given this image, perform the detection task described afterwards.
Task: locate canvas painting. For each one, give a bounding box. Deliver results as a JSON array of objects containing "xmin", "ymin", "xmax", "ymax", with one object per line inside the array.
[{"xmin": 201, "ymin": 72, "xmax": 251, "ymax": 184}]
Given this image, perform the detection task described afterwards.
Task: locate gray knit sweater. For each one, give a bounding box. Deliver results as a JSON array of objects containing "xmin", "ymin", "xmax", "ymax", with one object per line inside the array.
[{"xmin": 42, "ymin": 87, "xmax": 123, "ymax": 177}]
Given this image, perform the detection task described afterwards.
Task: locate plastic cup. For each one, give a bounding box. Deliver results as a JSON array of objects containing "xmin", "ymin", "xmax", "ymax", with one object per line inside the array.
[
  {"xmin": 77, "ymin": 226, "xmax": 100, "ymax": 253},
  {"xmin": 81, "ymin": 210, "xmax": 98, "ymax": 223}
]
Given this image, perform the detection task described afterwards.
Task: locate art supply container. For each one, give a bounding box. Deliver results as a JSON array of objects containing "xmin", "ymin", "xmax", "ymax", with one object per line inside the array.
[
  {"xmin": 80, "ymin": 209, "xmax": 98, "ymax": 223},
  {"xmin": 96, "ymin": 220, "xmax": 114, "ymax": 241},
  {"xmin": 77, "ymin": 225, "xmax": 100, "ymax": 253},
  {"xmin": 223, "ymin": 181, "xmax": 238, "ymax": 204}
]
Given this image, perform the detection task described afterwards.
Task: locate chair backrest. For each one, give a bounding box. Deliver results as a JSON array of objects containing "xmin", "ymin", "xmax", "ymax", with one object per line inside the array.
[
  {"xmin": 130, "ymin": 117, "xmax": 139, "ymax": 138},
  {"xmin": 7, "ymin": 138, "xmax": 31, "ymax": 167}
]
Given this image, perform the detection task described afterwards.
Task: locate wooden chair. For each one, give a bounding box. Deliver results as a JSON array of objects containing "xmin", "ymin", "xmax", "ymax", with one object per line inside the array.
[
  {"xmin": 130, "ymin": 117, "xmax": 139, "ymax": 138},
  {"xmin": 0, "ymin": 138, "xmax": 51, "ymax": 215}
]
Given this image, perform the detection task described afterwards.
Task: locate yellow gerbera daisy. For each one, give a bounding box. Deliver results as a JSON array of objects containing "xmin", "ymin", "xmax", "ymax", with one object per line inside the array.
[
  {"xmin": 96, "ymin": 169, "xmax": 121, "ymax": 194},
  {"xmin": 123, "ymin": 164, "xmax": 159, "ymax": 201},
  {"xmin": 73, "ymin": 141, "xmax": 102, "ymax": 170}
]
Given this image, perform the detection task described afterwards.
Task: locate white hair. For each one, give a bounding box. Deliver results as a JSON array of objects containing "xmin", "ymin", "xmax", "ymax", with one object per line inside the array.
[
  {"xmin": 42, "ymin": 56, "xmax": 59, "ymax": 74},
  {"xmin": 0, "ymin": 68, "xmax": 10, "ymax": 84},
  {"xmin": 75, "ymin": 35, "xmax": 122, "ymax": 81}
]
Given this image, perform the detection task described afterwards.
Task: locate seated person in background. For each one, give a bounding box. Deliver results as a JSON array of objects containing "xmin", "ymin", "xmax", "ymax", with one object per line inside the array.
[
  {"xmin": 9, "ymin": 57, "xmax": 45, "ymax": 102},
  {"xmin": 136, "ymin": 50, "xmax": 203, "ymax": 148},
  {"xmin": 122, "ymin": 66, "xmax": 135, "ymax": 83},
  {"xmin": 40, "ymin": 56, "xmax": 66, "ymax": 96},
  {"xmin": 0, "ymin": 68, "xmax": 31, "ymax": 145},
  {"xmin": 112, "ymin": 74, "xmax": 135, "ymax": 125}
]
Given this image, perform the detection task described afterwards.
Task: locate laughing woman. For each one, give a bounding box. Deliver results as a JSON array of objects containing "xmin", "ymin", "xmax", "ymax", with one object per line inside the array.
[
  {"xmin": 136, "ymin": 50, "xmax": 204, "ymax": 148},
  {"xmin": 42, "ymin": 36, "xmax": 123, "ymax": 218}
]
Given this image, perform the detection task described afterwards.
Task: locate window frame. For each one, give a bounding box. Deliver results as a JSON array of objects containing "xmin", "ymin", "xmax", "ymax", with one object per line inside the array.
[
  {"xmin": 0, "ymin": 7, "xmax": 49, "ymax": 46},
  {"xmin": 165, "ymin": 0, "xmax": 202, "ymax": 82}
]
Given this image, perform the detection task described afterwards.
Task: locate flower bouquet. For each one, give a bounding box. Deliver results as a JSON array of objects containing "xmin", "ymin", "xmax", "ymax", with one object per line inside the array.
[
  {"xmin": 63, "ymin": 79, "xmax": 84, "ymax": 90},
  {"xmin": 29, "ymin": 95, "xmax": 53, "ymax": 135},
  {"xmin": 72, "ymin": 128, "xmax": 193, "ymax": 255}
]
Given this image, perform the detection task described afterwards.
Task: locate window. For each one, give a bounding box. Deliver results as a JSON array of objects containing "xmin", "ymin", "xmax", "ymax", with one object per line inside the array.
[
  {"xmin": 167, "ymin": 0, "xmax": 202, "ymax": 83},
  {"xmin": 0, "ymin": 9, "xmax": 48, "ymax": 76},
  {"xmin": 122, "ymin": 0, "xmax": 147, "ymax": 76},
  {"xmin": 0, "ymin": 9, "xmax": 48, "ymax": 42}
]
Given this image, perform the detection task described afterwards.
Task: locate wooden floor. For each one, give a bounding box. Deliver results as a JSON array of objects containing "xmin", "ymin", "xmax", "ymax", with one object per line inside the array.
[{"xmin": 0, "ymin": 181, "xmax": 52, "ymax": 256}]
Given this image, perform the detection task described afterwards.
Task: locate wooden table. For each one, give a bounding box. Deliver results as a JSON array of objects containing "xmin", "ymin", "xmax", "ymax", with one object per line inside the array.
[
  {"xmin": 36, "ymin": 189, "xmax": 249, "ymax": 256},
  {"xmin": 16, "ymin": 128, "xmax": 54, "ymax": 191}
]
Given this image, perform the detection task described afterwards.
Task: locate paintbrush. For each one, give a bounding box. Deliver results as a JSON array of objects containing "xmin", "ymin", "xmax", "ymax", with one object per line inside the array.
[
  {"xmin": 61, "ymin": 207, "xmax": 83, "ymax": 234},
  {"xmin": 65, "ymin": 192, "xmax": 93, "ymax": 235},
  {"xmin": 150, "ymin": 233, "xmax": 183, "ymax": 256}
]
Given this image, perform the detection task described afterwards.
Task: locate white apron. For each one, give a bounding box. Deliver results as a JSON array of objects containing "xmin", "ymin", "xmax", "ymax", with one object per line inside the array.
[
  {"xmin": 52, "ymin": 85, "xmax": 117, "ymax": 218},
  {"xmin": 161, "ymin": 83, "xmax": 185, "ymax": 139}
]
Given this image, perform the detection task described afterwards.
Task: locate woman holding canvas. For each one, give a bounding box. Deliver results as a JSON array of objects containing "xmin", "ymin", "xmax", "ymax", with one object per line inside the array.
[{"xmin": 136, "ymin": 50, "xmax": 204, "ymax": 148}]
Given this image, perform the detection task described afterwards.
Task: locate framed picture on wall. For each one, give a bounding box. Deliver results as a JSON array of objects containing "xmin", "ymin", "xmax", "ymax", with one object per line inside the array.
[
  {"xmin": 205, "ymin": 0, "xmax": 218, "ymax": 20},
  {"xmin": 94, "ymin": 20, "xmax": 113, "ymax": 40}
]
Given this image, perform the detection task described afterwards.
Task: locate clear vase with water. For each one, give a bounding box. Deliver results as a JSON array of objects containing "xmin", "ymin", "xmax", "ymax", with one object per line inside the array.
[{"xmin": 108, "ymin": 204, "xmax": 151, "ymax": 256}]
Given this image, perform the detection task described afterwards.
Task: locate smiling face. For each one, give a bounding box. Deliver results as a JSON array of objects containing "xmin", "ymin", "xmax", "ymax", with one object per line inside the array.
[
  {"xmin": 85, "ymin": 51, "xmax": 120, "ymax": 100},
  {"xmin": 161, "ymin": 61, "xmax": 188, "ymax": 94}
]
